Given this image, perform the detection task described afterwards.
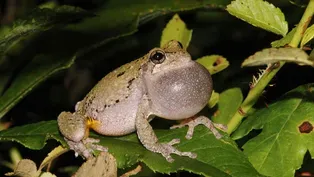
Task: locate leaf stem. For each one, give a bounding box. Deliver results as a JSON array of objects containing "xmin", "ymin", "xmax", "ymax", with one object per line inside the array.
[
  {"xmin": 290, "ymin": 0, "xmax": 314, "ymax": 48},
  {"xmin": 226, "ymin": 0, "xmax": 314, "ymax": 134}
]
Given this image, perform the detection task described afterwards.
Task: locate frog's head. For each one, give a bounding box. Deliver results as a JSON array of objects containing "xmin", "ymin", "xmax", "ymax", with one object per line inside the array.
[
  {"xmin": 146, "ymin": 40, "xmax": 192, "ymax": 74},
  {"xmin": 144, "ymin": 40, "xmax": 213, "ymax": 120}
]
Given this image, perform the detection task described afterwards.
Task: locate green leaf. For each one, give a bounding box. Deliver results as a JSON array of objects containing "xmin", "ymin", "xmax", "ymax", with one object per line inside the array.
[
  {"xmin": 0, "ymin": 121, "xmax": 263, "ymax": 177},
  {"xmin": 0, "ymin": 29, "xmax": 136, "ymax": 120},
  {"xmin": 39, "ymin": 146, "xmax": 68, "ymax": 171},
  {"xmin": 271, "ymin": 27, "xmax": 296, "ymax": 47},
  {"xmin": 226, "ymin": 0, "xmax": 288, "ymax": 36},
  {"xmin": 0, "ymin": 121, "xmax": 63, "ymax": 149},
  {"xmin": 0, "ymin": 5, "xmax": 93, "ymax": 109},
  {"xmin": 212, "ymin": 88, "xmax": 243, "ymax": 124},
  {"xmin": 301, "ymin": 24, "xmax": 314, "ymax": 47},
  {"xmin": 0, "ymin": 55, "xmax": 75, "ymax": 119},
  {"xmin": 242, "ymin": 47, "xmax": 311, "ymax": 67},
  {"xmin": 66, "ymin": 0, "xmax": 230, "ymax": 36},
  {"xmin": 0, "ymin": 6, "xmax": 90, "ymax": 40},
  {"xmin": 38, "ymin": 1, "xmax": 58, "ymax": 9},
  {"xmin": 40, "ymin": 172, "xmax": 57, "ymax": 177},
  {"xmin": 232, "ymin": 84, "xmax": 314, "ymax": 177},
  {"xmin": 160, "ymin": 14, "xmax": 192, "ymax": 49},
  {"xmin": 196, "ymin": 55, "xmax": 229, "ymax": 75},
  {"xmin": 0, "ymin": 73, "xmax": 11, "ymax": 95},
  {"xmin": 208, "ymin": 91, "xmax": 220, "ymax": 108},
  {"xmin": 0, "ymin": 5, "xmax": 92, "ymax": 68}
]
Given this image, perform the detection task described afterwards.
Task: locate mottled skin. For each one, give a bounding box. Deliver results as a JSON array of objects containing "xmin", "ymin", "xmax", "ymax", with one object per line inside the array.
[{"xmin": 58, "ymin": 40, "xmax": 226, "ymax": 162}]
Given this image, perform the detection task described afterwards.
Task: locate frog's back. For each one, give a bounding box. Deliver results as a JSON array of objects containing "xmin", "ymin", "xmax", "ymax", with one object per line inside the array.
[
  {"xmin": 76, "ymin": 57, "xmax": 147, "ymax": 135},
  {"xmin": 79, "ymin": 57, "xmax": 146, "ymax": 113}
]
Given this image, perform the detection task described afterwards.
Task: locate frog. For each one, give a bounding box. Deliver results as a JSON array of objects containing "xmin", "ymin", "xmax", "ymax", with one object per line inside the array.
[{"xmin": 57, "ymin": 40, "xmax": 227, "ymax": 162}]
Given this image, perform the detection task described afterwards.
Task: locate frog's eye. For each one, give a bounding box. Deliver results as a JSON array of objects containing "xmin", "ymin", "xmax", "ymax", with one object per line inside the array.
[{"xmin": 150, "ymin": 50, "xmax": 166, "ymax": 64}]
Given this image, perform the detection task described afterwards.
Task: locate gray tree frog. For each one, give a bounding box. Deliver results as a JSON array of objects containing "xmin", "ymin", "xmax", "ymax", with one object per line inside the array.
[{"xmin": 58, "ymin": 40, "xmax": 226, "ymax": 162}]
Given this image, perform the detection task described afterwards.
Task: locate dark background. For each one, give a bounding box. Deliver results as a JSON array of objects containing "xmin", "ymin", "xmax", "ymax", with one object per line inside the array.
[{"xmin": 0, "ymin": 0, "xmax": 313, "ymax": 176}]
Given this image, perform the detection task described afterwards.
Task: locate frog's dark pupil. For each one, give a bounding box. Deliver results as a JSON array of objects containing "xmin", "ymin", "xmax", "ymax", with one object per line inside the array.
[
  {"xmin": 153, "ymin": 52, "xmax": 163, "ymax": 60},
  {"xmin": 150, "ymin": 50, "xmax": 165, "ymax": 64}
]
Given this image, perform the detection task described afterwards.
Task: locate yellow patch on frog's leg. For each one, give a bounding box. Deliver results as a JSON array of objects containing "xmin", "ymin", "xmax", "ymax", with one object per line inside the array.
[
  {"xmin": 82, "ymin": 117, "xmax": 108, "ymax": 156},
  {"xmin": 85, "ymin": 117, "xmax": 102, "ymax": 137}
]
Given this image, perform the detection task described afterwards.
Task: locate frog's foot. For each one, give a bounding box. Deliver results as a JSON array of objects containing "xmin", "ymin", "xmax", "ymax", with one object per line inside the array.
[
  {"xmin": 170, "ymin": 116, "xmax": 227, "ymax": 139},
  {"xmin": 156, "ymin": 138, "xmax": 196, "ymax": 162},
  {"xmin": 65, "ymin": 137, "xmax": 108, "ymax": 159}
]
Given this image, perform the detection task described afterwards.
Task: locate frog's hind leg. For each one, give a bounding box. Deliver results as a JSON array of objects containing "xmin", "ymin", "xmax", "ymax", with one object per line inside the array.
[
  {"xmin": 135, "ymin": 95, "xmax": 196, "ymax": 163},
  {"xmin": 58, "ymin": 112, "xmax": 87, "ymax": 142},
  {"xmin": 170, "ymin": 116, "xmax": 227, "ymax": 139},
  {"xmin": 57, "ymin": 112, "xmax": 107, "ymax": 159}
]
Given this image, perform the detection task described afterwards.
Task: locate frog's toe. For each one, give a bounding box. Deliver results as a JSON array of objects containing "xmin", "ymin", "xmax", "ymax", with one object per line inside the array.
[
  {"xmin": 158, "ymin": 139, "xmax": 197, "ymax": 163},
  {"xmin": 83, "ymin": 137, "xmax": 100, "ymax": 144},
  {"xmin": 193, "ymin": 116, "xmax": 226, "ymax": 139},
  {"xmin": 167, "ymin": 138, "xmax": 180, "ymax": 145},
  {"xmin": 66, "ymin": 138, "xmax": 93, "ymax": 159},
  {"xmin": 65, "ymin": 137, "xmax": 108, "ymax": 159},
  {"xmin": 214, "ymin": 123, "xmax": 228, "ymax": 131},
  {"xmin": 83, "ymin": 138, "xmax": 108, "ymax": 155},
  {"xmin": 173, "ymin": 116, "xmax": 226, "ymax": 140}
]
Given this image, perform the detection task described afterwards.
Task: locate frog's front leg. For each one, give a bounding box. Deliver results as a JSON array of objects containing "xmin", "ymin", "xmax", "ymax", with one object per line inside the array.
[
  {"xmin": 57, "ymin": 112, "xmax": 108, "ymax": 159},
  {"xmin": 135, "ymin": 96, "xmax": 196, "ymax": 162},
  {"xmin": 170, "ymin": 116, "xmax": 227, "ymax": 140}
]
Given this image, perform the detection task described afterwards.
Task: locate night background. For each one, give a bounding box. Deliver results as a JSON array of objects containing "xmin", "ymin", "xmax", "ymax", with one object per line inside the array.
[{"xmin": 0, "ymin": 0, "xmax": 314, "ymax": 176}]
